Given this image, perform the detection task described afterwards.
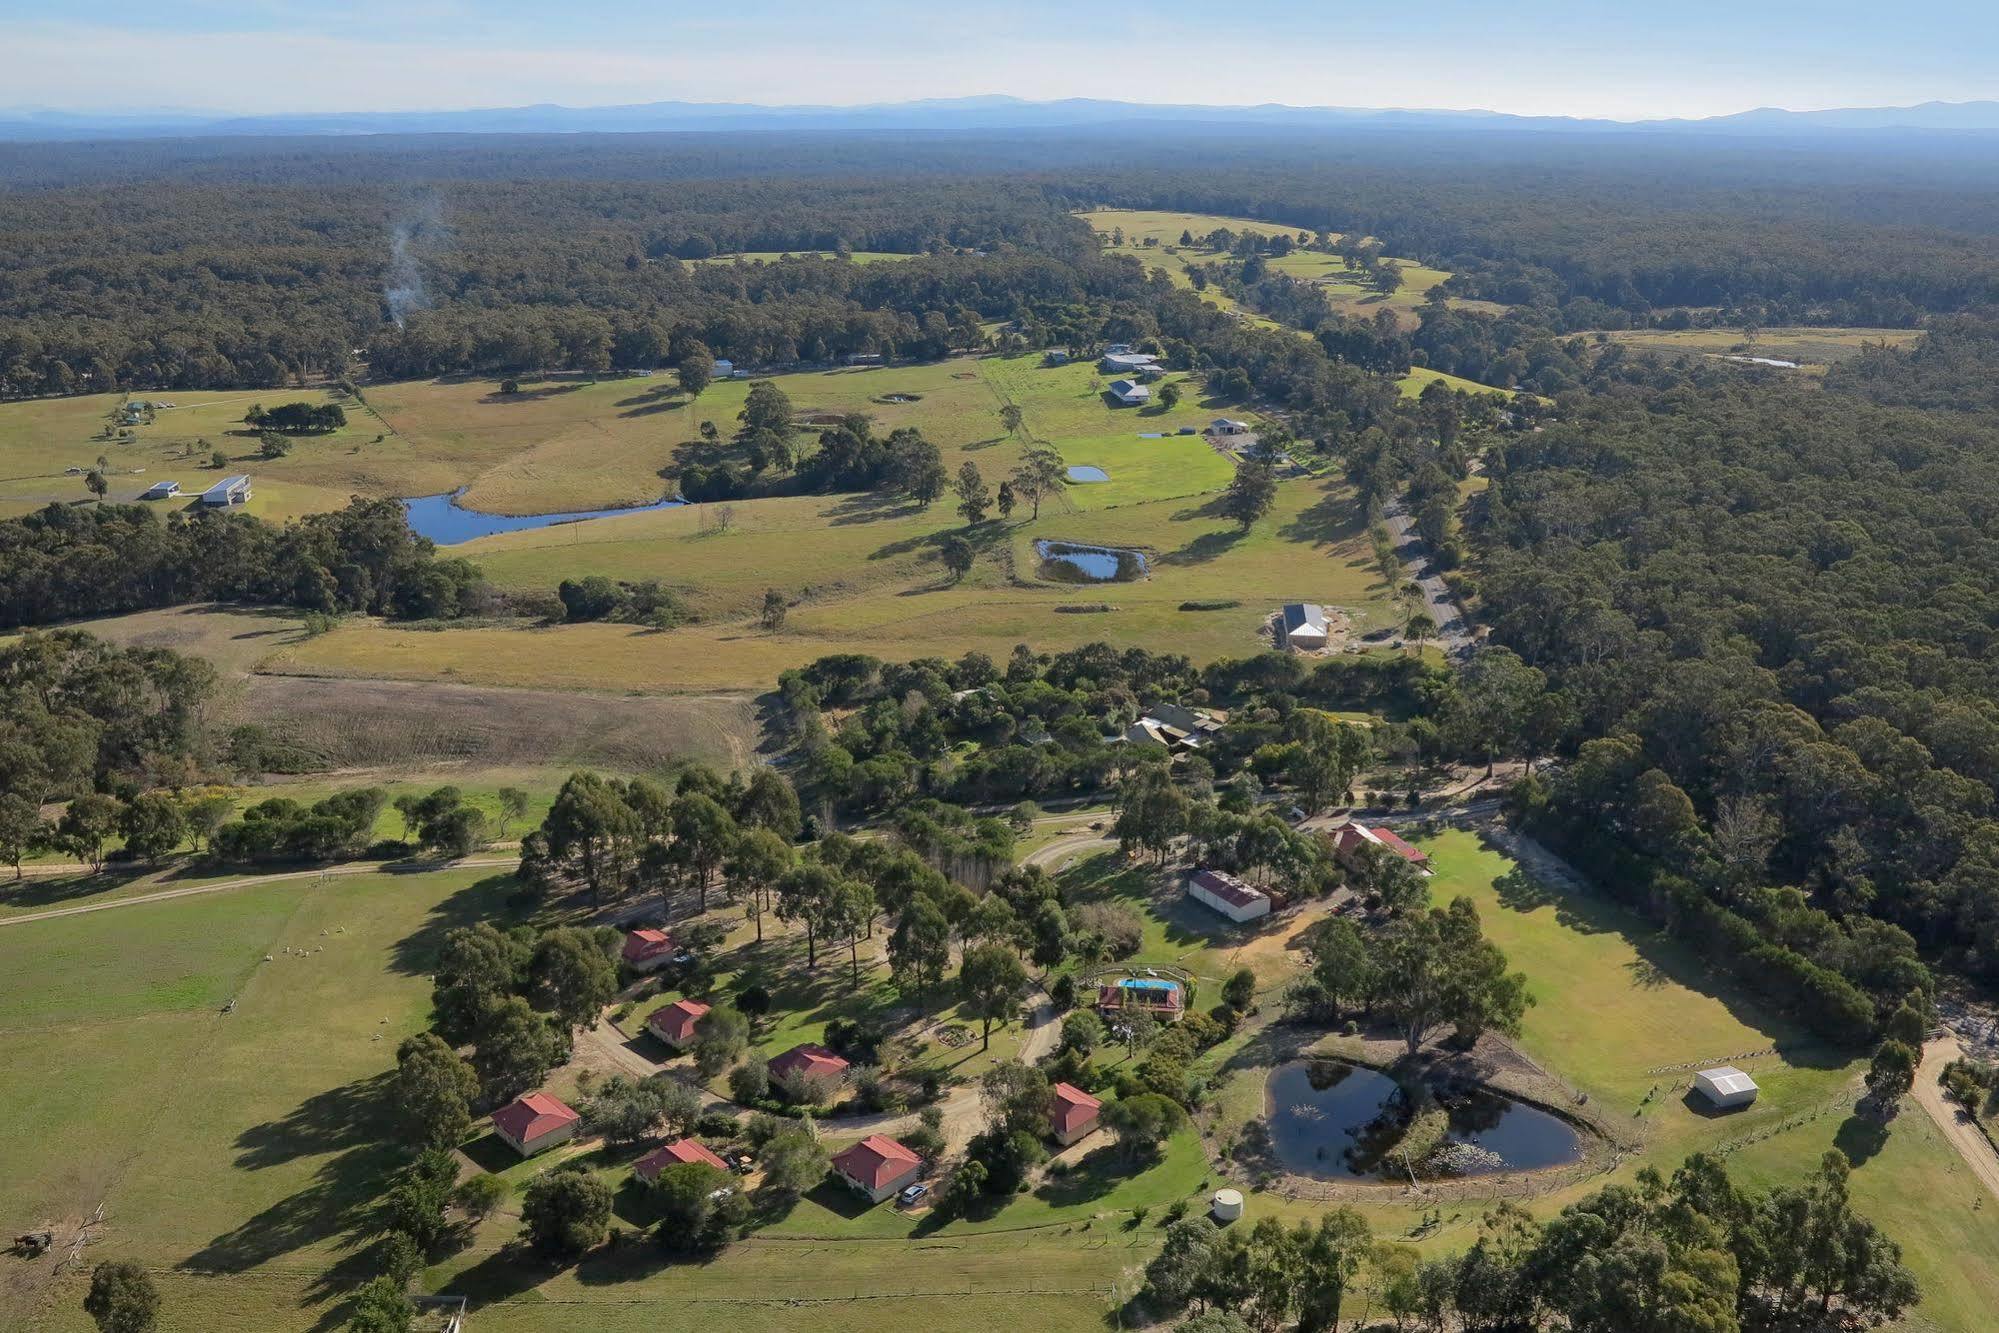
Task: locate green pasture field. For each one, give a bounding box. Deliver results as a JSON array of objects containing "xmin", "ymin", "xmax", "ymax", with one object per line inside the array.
[
  {"xmin": 1398, "ymin": 368, "xmax": 1516, "ymax": 400},
  {"xmin": 265, "ymin": 469, "xmax": 1395, "ymax": 694},
  {"xmin": 1594, "ymin": 325, "xmax": 1921, "ymax": 370},
  {"xmin": 1079, "ymin": 208, "xmax": 1503, "ymax": 332},
  {"xmin": 5, "ymin": 865, "xmax": 512, "ymax": 1332},
  {"xmin": 0, "ymin": 386, "xmax": 368, "ymax": 521}
]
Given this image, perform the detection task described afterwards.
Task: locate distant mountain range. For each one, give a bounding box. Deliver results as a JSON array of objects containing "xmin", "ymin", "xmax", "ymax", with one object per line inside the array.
[{"xmin": 5, "ymin": 95, "xmax": 1999, "ymax": 141}]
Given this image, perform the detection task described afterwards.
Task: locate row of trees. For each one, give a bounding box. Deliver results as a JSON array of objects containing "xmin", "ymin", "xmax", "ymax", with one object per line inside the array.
[{"xmin": 1140, "ymin": 1149, "xmax": 1916, "ymax": 1332}]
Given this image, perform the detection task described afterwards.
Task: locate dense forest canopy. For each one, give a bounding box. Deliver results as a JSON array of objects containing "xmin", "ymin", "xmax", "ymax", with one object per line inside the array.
[
  {"xmin": 9, "ymin": 130, "xmax": 1999, "ymax": 393},
  {"xmin": 1476, "ymin": 320, "xmax": 1999, "ymax": 980}
]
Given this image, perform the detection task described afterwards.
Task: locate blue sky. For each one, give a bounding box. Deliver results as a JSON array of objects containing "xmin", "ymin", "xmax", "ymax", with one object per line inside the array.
[{"xmin": 2, "ymin": 1, "xmax": 1994, "ymax": 118}]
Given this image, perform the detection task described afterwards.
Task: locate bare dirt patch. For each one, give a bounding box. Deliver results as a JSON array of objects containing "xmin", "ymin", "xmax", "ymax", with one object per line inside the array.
[{"xmin": 238, "ymin": 675, "xmax": 764, "ymax": 771}]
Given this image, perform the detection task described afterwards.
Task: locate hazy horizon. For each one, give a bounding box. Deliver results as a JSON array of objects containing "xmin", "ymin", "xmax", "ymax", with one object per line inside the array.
[{"xmin": 3, "ymin": 1, "xmax": 1995, "ymax": 122}]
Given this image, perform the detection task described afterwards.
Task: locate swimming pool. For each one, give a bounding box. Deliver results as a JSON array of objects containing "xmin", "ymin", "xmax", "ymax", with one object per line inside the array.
[{"xmin": 1119, "ymin": 978, "xmax": 1179, "ymax": 992}]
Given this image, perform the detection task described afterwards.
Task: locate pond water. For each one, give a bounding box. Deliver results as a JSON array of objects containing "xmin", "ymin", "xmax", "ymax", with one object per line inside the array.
[
  {"xmin": 1722, "ymin": 355, "xmax": 1802, "ymax": 369},
  {"xmin": 1265, "ymin": 1060, "xmax": 1582, "ymax": 1181},
  {"xmin": 402, "ymin": 489, "xmax": 684, "ymax": 545},
  {"xmin": 1035, "ymin": 540, "xmax": 1148, "ymax": 583},
  {"xmin": 1066, "ymin": 465, "xmax": 1110, "ymax": 483}
]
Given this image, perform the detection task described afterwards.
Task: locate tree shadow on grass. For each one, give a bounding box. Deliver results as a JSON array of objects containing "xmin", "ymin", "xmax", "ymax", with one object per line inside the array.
[
  {"xmin": 439, "ymin": 1242, "xmax": 562, "ymax": 1309},
  {"xmin": 869, "ymin": 520, "xmax": 1013, "ymax": 563},
  {"xmin": 232, "ymin": 1072, "xmax": 397, "ymax": 1171},
  {"xmin": 1156, "ymin": 527, "xmax": 1244, "ymax": 567},
  {"xmin": 184, "ymin": 1136, "xmax": 399, "ymax": 1275},
  {"xmin": 0, "ymin": 864, "xmax": 152, "ymax": 911},
  {"xmin": 1833, "ymin": 1111, "xmax": 1891, "ymax": 1168},
  {"xmin": 459, "ymin": 1132, "xmax": 524, "ymax": 1176},
  {"xmin": 1032, "ymin": 1144, "xmax": 1134, "ymax": 1209},
  {"xmin": 1279, "ymin": 486, "xmax": 1365, "ymax": 549},
  {"xmin": 388, "ymin": 873, "xmax": 520, "ymax": 979},
  {"xmin": 826, "ymin": 490, "xmax": 926, "ymax": 527}
]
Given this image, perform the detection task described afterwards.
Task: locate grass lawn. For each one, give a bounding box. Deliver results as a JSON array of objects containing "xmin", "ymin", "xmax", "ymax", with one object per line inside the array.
[
  {"xmin": 1397, "ymin": 368, "xmax": 1515, "ymax": 400},
  {"xmin": 6, "ymin": 866, "xmax": 512, "ymax": 1332}
]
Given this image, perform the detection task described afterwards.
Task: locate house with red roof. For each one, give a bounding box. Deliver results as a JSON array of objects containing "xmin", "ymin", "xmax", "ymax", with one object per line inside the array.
[
  {"xmin": 1186, "ymin": 867, "xmax": 1272, "ymax": 923},
  {"xmin": 830, "ymin": 1133, "xmax": 923, "ymax": 1203},
  {"xmin": 1327, "ymin": 823, "xmax": 1432, "ymax": 876},
  {"xmin": 490, "ymin": 1091, "xmax": 581, "ymax": 1157},
  {"xmin": 767, "ymin": 1043, "xmax": 851, "ymax": 1102},
  {"xmin": 1050, "ymin": 1082, "xmax": 1102, "ymax": 1146},
  {"xmin": 634, "ymin": 1137, "xmax": 730, "ymax": 1184},
  {"xmin": 646, "ymin": 997, "xmax": 711, "ymax": 1050},
  {"xmin": 622, "ymin": 927, "xmax": 676, "ymax": 973}
]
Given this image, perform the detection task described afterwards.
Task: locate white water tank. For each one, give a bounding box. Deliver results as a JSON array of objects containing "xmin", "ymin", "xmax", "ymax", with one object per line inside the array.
[{"xmin": 1210, "ymin": 1188, "xmax": 1245, "ymax": 1222}]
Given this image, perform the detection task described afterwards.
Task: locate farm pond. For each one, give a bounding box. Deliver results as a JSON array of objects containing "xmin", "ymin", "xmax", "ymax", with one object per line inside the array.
[
  {"xmin": 1035, "ymin": 539, "xmax": 1148, "ymax": 583},
  {"xmin": 1066, "ymin": 465, "xmax": 1110, "ymax": 482},
  {"xmin": 1264, "ymin": 1059, "xmax": 1583, "ymax": 1181},
  {"xmin": 402, "ymin": 489, "xmax": 684, "ymax": 544}
]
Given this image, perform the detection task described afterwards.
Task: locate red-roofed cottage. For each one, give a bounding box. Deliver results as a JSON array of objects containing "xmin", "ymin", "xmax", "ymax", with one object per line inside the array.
[
  {"xmin": 830, "ymin": 1133, "xmax": 923, "ymax": 1203},
  {"xmin": 1186, "ymin": 868, "xmax": 1272, "ymax": 923},
  {"xmin": 1328, "ymin": 823, "xmax": 1432, "ymax": 876},
  {"xmin": 490, "ymin": 1091, "xmax": 581, "ymax": 1157},
  {"xmin": 634, "ymin": 1137, "xmax": 730, "ymax": 1183},
  {"xmin": 1050, "ymin": 1082, "xmax": 1102, "ymax": 1146},
  {"xmin": 647, "ymin": 997, "xmax": 711, "ymax": 1050},
  {"xmin": 767, "ymin": 1043, "xmax": 851, "ymax": 1102},
  {"xmin": 1368, "ymin": 827, "xmax": 1432, "ymax": 873},
  {"xmin": 622, "ymin": 927, "xmax": 676, "ymax": 973}
]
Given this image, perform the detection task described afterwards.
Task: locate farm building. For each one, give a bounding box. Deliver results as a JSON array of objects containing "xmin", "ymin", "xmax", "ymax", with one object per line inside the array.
[
  {"xmin": 1108, "ymin": 378, "xmax": 1151, "ymax": 406},
  {"xmin": 1281, "ymin": 603, "xmax": 1329, "ymax": 651},
  {"xmin": 769, "ymin": 1043, "xmax": 852, "ymax": 1100},
  {"xmin": 140, "ymin": 480, "xmax": 181, "ymax": 500},
  {"xmin": 831, "ymin": 1133, "xmax": 923, "ymax": 1203},
  {"xmin": 1098, "ymin": 976, "xmax": 1185, "ymax": 1022},
  {"xmin": 200, "ymin": 474, "xmax": 252, "ymax": 507},
  {"xmin": 634, "ymin": 1137, "xmax": 730, "ymax": 1183},
  {"xmin": 490, "ymin": 1091, "xmax": 581, "ymax": 1157},
  {"xmin": 1100, "ymin": 351, "xmax": 1158, "ymax": 373},
  {"xmin": 1328, "ymin": 822, "xmax": 1433, "ymax": 875},
  {"xmin": 646, "ymin": 997, "xmax": 711, "ymax": 1049},
  {"xmin": 622, "ymin": 928, "xmax": 676, "ymax": 972},
  {"xmin": 1210, "ymin": 418, "xmax": 1251, "ymax": 435},
  {"xmin": 1044, "ymin": 349, "xmax": 1072, "ymax": 365},
  {"xmin": 1187, "ymin": 868, "xmax": 1272, "ymax": 923},
  {"xmin": 712, "ymin": 359, "xmax": 734, "ymax": 376},
  {"xmin": 1050, "ymin": 1082, "xmax": 1102, "ymax": 1146},
  {"xmin": 1693, "ymin": 1067, "xmax": 1759, "ymax": 1110}
]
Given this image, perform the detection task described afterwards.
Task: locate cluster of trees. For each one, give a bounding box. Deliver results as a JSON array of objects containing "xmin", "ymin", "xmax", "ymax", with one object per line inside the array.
[
  {"xmin": 0, "ymin": 498, "xmax": 493, "ymax": 629},
  {"xmin": 519, "ymin": 763, "xmax": 801, "ymax": 912},
  {"xmin": 246, "ymin": 400, "xmax": 347, "ymax": 434},
  {"xmin": 0, "ymin": 631, "xmax": 216, "ymax": 875},
  {"xmin": 555, "ymin": 576, "xmax": 692, "ymax": 628},
  {"xmin": 1140, "ymin": 1150, "xmax": 1916, "ymax": 1332},
  {"xmin": 1289, "ymin": 896, "xmax": 1531, "ymax": 1057}
]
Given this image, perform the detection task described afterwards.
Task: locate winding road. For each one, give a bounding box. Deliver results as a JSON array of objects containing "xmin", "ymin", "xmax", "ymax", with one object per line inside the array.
[{"xmin": 1382, "ymin": 496, "xmax": 1476, "ymax": 658}]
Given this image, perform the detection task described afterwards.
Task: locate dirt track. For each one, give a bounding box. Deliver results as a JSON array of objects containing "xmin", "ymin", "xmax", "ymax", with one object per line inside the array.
[{"xmin": 1913, "ymin": 1035, "xmax": 1999, "ymax": 1204}]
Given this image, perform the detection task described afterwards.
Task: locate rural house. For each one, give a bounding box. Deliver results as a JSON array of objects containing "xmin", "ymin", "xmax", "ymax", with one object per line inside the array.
[
  {"xmin": 1186, "ymin": 867, "xmax": 1272, "ymax": 923},
  {"xmin": 1209, "ymin": 417, "xmax": 1251, "ymax": 435},
  {"xmin": 830, "ymin": 1133, "xmax": 923, "ymax": 1203},
  {"xmin": 1281, "ymin": 603, "xmax": 1329, "ymax": 651},
  {"xmin": 1049, "ymin": 1082, "xmax": 1102, "ymax": 1146},
  {"xmin": 1097, "ymin": 976, "xmax": 1185, "ymax": 1022},
  {"xmin": 140, "ymin": 480, "xmax": 181, "ymax": 500},
  {"xmin": 646, "ymin": 997, "xmax": 711, "ymax": 1050},
  {"xmin": 1328, "ymin": 822, "xmax": 1433, "ymax": 875},
  {"xmin": 622, "ymin": 927, "xmax": 676, "ymax": 972},
  {"xmin": 1100, "ymin": 350, "xmax": 1158, "ymax": 373},
  {"xmin": 768, "ymin": 1043, "xmax": 851, "ymax": 1100},
  {"xmin": 490, "ymin": 1091, "xmax": 581, "ymax": 1157},
  {"xmin": 200, "ymin": 474, "xmax": 252, "ymax": 507},
  {"xmin": 1693, "ymin": 1067, "xmax": 1760, "ymax": 1110},
  {"xmin": 1108, "ymin": 378, "xmax": 1151, "ymax": 406},
  {"xmin": 634, "ymin": 1137, "xmax": 731, "ymax": 1183}
]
